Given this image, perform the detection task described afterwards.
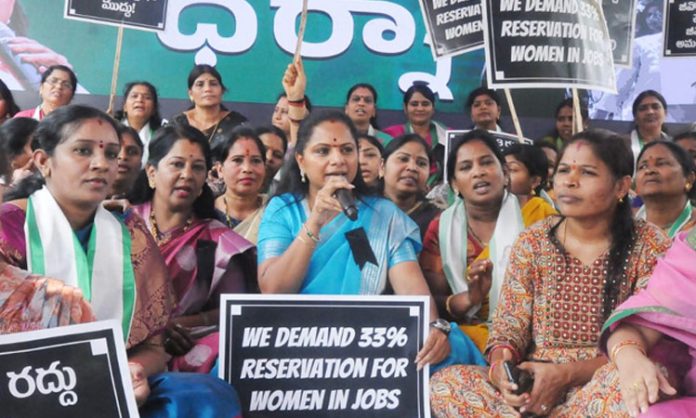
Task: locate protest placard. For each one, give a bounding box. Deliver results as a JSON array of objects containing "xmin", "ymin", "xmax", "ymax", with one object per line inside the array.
[
  {"xmin": 220, "ymin": 295, "xmax": 430, "ymax": 418},
  {"xmin": 602, "ymin": 0, "xmax": 637, "ymax": 66},
  {"xmin": 482, "ymin": 0, "xmax": 617, "ymax": 92},
  {"xmin": 444, "ymin": 130, "xmax": 534, "ymax": 182},
  {"xmin": 664, "ymin": 0, "xmax": 696, "ymax": 57},
  {"xmin": 418, "ymin": 0, "xmax": 484, "ymax": 58},
  {"xmin": 0, "ymin": 321, "xmax": 139, "ymax": 418},
  {"xmin": 64, "ymin": 0, "xmax": 168, "ymax": 32}
]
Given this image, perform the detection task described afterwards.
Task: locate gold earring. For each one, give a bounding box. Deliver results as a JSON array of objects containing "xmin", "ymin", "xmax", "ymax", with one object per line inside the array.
[
  {"xmin": 686, "ymin": 183, "xmax": 692, "ymax": 192},
  {"xmin": 618, "ymin": 196, "xmax": 624, "ymax": 203},
  {"xmin": 300, "ymin": 169, "xmax": 306, "ymax": 183},
  {"xmin": 148, "ymin": 178, "xmax": 155, "ymax": 189},
  {"xmin": 42, "ymin": 167, "xmax": 51, "ymax": 178}
]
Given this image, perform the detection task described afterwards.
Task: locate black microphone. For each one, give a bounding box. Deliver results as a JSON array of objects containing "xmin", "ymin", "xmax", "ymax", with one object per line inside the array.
[{"xmin": 334, "ymin": 189, "xmax": 358, "ymax": 221}]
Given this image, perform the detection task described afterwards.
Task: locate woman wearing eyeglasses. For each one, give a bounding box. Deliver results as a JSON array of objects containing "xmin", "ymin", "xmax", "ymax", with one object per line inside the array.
[
  {"xmin": 14, "ymin": 65, "xmax": 77, "ymax": 121},
  {"xmin": 629, "ymin": 90, "xmax": 670, "ymax": 161}
]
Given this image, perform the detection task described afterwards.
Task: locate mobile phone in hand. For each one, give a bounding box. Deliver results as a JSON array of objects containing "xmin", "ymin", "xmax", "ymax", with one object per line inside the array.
[{"xmin": 503, "ymin": 361, "xmax": 534, "ymax": 395}]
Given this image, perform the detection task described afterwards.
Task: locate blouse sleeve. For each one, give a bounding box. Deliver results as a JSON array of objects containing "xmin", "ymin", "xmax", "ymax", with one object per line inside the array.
[
  {"xmin": 485, "ymin": 227, "xmax": 538, "ymax": 358},
  {"xmin": 418, "ymin": 216, "xmax": 442, "ymax": 273},
  {"xmin": 257, "ymin": 195, "xmax": 296, "ymax": 264}
]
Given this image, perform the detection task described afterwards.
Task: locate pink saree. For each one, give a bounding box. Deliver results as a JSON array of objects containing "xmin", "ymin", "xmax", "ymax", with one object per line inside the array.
[
  {"xmin": 133, "ymin": 203, "xmax": 256, "ymax": 372},
  {"xmin": 601, "ymin": 230, "xmax": 696, "ymax": 416}
]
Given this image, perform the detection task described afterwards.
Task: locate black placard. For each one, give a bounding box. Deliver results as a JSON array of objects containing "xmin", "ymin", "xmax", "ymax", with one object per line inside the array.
[
  {"xmin": 65, "ymin": 0, "xmax": 168, "ymax": 32},
  {"xmin": 419, "ymin": 0, "xmax": 484, "ymax": 58},
  {"xmin": 0, "ymin": 321, "xmax": 138, "ymax": 417},
  {"xmin": 664, "ymin": 0, "xmax": 696, "ymax": 57},
  {"xmin": 483, "ymin": 0, "xmax": 617, "ymax": 92},
  {"xmin": 220, "ymin": 295, "xmax": 430, "ymax": 418},
  {"xmin": 602, "ymin": 0, "xmax": 637, "ymax": 66}
]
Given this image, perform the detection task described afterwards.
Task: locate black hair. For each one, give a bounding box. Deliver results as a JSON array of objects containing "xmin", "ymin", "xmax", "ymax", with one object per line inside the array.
[
  {"xmin": 5, "ymin": 105, "xmax": 120, "ymax": 201},
  {"xmin": 632, "ymin": 90, "xmax": 667, "ymax": 118},
  {"xmin": 555, "ymin": 98, "xmax": 589, "ymax": 121},
  {"xmin": 128, "ymin": 124, "xmax": 216, "ymax": 219},
  {"xmin": 41, "ymin": 65, "xmax": 77, "ymax": 96},
  {"xmin": 358, "ymin": 134, "xmax": 385, "ymax": 157},
  {"xmin": 187, "ymin": 64, "xmax": 226, "ymax": 92},
  {"xmin": 113, "ymin": 81, "xmax": 163, "ymax": 128},
  {"xmin": 211, "ymin": 126, "xmax": 266, "ymax": 164},
  {"xmin": 674, "ymin": 130, "xmax": 696, "ymax": 143},
  {"xmin": 0, "ymin": 79, "xmax": 20, "ymax": 117},
  {"xmin": 465, "ymin": 87, "xmax": 501, "ymax": 109},
  {"xmin": 552, "ymin": 129, "xmax": 635, "ymax": 322},
  {"xmin": 446, "ymin": 129, "xmax": 506, "ymax": 186},
  {"xmin": 276, "ymin": 92, "xmax": 313, "ymax": 113},
  {"xmin": 403, "ymin": 84, "xmax": 435, "ymax": 106},
  {"xmin": 0, "ymin": 130, "xmax": 9, "ymax": 181},
  {"xmin": 117, "ymin": 124, "xmax": 144, "ymax": 152},
  {"xmin": 383, "ymin": 133, "xmax": 430, "ymax": 163},
  {"xmin": 255, "ymin": 125, "xmax": 288, "ymax": 154},
  {"xmin": 346, "ymin": 83, "xmax": 380, "ymax": 129},
  {"xmin": 0, "ymin": 117, "xmax": 38, "ymax": 159},
  {"xmin": 636, "ymin": 140, "xmax": 696, "ymax": 199},
  {"xmin": 503, "ymin": 143, "xmax": 549, "ymax": 194},
  {"xmin": 536, "ymin": 139, "xmax": 560, "ymax": 156},
  {"xmin": 274, "ymin": 110, "xmax": 373, "ymax": 199}
]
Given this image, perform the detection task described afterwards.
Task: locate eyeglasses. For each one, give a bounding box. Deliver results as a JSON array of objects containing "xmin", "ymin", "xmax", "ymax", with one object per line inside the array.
[{"xmin": 44, "ymin": 78, "xmax": 73, "ymax": 90}]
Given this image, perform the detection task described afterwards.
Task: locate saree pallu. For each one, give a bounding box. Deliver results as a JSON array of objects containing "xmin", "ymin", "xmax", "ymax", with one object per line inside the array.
[
  {"xmin": 600, "ymin": 230, "xmax": 696, "ymax": 416},
  {"xmin": 258, "ymin": 194, "xmax": 421, "ymax": 295},
  {"xmin": 133, "ymin": 203, "xmax": 255, "ymax": 372}
]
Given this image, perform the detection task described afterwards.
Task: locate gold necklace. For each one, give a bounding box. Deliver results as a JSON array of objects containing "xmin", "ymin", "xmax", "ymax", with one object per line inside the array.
[
  {"xmin": 223, "ymin": 195, "xmax": 261, "ymax": 228},
  {"xmin": 149, "ymin": 210, "xmax": 193, "ymax": 245}
]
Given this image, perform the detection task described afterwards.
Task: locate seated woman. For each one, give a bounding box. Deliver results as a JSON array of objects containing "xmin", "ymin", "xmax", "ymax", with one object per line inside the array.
[
  {"xmin": 674, "ymin": 131, "xmax": 696, "ymax": 168},
  {"xmin": 0, "ymin": 105, "xmax": 242, "ymax": 417},
  {"xmin": 14, "ymin": 65, "xmax": 76, "ymax": 120},
  {"xmin": 256, "ymin": 126, "xmax": 287, "ymax": 193},
  {"xmin": 597, "ymin": 226, "xmax": 696, "ymax": 417},
  {"xmin": 382, "ymin": 134, "xmax": 440, "ymax": 239},
  {"xmin": 635, "ymin": 141, "xmax": 696, "ymax": 238},
  {"xmin": 257, "ymin": 109, "xmax": 450, "ymax": 368},
  {"xmin": 129, "ymin": 123, "xmax": 256, "ymax": 373},
  {"xmin": 212, "ymin": 127, "xmax": 268, "ymax": 243},
  {"xmin": 0, "ymin": 117, "xmax": 38, "ymax": 186},
  {"xmin": 541, "ymin": 98, "xmax": 589, "ymax": 150},
  {"xmin": 358, "ymin": 133, "xmax": 384, "ymax": 191},
  {"xmin": 629, "ymin": 90, "xmax": 670, "ymax": 162},
  {"xmin": 420, "ymin": 130, "xmax": 554, "ymax": 352},
  {"xmin": 466, "ymin": 87, "xmax": 504, "ymax": 132},
  {"xmin": 0, "ymin": 79, "xmax": 20, "ymax": 123},
  {"xmin": 344, "ymin": 83, "xmax": 392, "ymax": 145},
  {"xmin": 0, "ymin": 147, "xmax": 93, "ymax": 332},
  {"xmin": 429, "ymin": 130, "xmax": 671, "ymax": 417},
  {"xmin": 504, "ymin": 143, "xmax": 557, "ymax": 218},
  {"xmin": 111, "ymin": 125, "xmax": 144, "ymax": 198}
]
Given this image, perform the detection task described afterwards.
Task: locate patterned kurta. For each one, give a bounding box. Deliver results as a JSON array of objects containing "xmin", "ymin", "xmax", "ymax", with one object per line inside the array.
[{"xmin": 430, "ymin": 216, "xmax": 671, "ymax": 417}]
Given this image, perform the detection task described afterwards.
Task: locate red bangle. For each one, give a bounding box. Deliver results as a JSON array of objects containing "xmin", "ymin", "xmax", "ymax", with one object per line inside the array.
[
  {"xmin": 487, "ymin": 344, "xmax": 519, "ymax": 364},
  {"xmin": 288, "ymin": 100, "xmax": 305, "ymax": 108},
  {"xmin": 287, "ymin": 97, "xmax": 305, "ymax": 104}
]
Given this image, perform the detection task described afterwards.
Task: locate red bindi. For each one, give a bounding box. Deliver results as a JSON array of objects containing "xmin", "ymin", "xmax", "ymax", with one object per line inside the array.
[
  {"xmin": 98, "ymin": 141, "xmax": 104, "ymax": 149},
  {"xmin": 333, "ymin": 138, "xmax": 337, "ymax": 143},
  {"xmin": 245, "ymin": 149, "xmax": 250, "ymax": 156}
]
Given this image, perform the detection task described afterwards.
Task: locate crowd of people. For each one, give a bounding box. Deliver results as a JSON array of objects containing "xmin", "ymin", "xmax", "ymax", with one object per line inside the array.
[{"xmin": 0, "ymin": 56, "xmax": 695, "ymax": 417}]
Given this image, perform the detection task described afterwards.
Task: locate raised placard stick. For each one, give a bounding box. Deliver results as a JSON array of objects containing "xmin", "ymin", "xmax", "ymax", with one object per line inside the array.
[
  {"xmin": 106, "ymin": 25, "xmax": 124, "ymax": 115},
  {"xmin": 504, "ymin": 88, "xmax": 524, "ymax": 142},
  {"xmin": 294, "ymin": 0, "xmax": 308, "ymax": 62},
  {"xmin": 572, "ymin": 87, "xmax": 583, "ymax": 135}
]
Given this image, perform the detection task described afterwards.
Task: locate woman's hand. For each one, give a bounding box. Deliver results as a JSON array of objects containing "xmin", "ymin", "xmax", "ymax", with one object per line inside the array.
[
  {"xmin": 467, "ymin": 259, "xmax": 492, "ymax": 307},
  {"xmin": 7, "ymin": 37, "xmax": 72, "ymax": 74},
  {"xmin": 516, "ymin": 361, "xmax": 570, "ymax": 416},
  {"xmin": 489, "ymin": 350, "xmax": 528, "ymax": 409},
  {"xmin": 615, "ymin": 348, "xmax": 677, "ymax": 417},
  {"xmin": 415, "ymin": 327, "xmax": 450, "ymax": 370},
  {"xmin": 128, "ymin": 362, "xmax": 151, "ymax": 408},
  {"xmin": 305, "ymin": 176, "xmax": 354, "ymax": 231},
  {"xmin": 282, "ymin": 58, "xmax": 306, "ymax": 102},
  {"xmin": 164, "ymin": 321, "xmax": 194, "ymax": 356}
]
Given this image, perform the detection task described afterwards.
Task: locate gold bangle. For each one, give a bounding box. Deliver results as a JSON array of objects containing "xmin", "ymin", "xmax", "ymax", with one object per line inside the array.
[
  {"xmin": 488, "ymin": 360, "xmax": 502, "ymax": 383},
  {"xmin": 302, "ymin": 223, "xmax": 320, "ymax": 243},
  {"xmin": 445, "ymin": 294, "xmax": 455, "ymax": 318},
  {"xmin": 297, "ymin": 233, "xmax": 315, "ymax": 247},
  {"xmin": 611, "ymin": 340, "xmax": 646, "ymax": 362}
]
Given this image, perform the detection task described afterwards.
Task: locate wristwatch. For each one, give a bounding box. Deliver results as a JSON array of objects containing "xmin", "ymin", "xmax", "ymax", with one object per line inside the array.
[{"xmin": 429, "ymin": 318, "xmax": 451, "ymax": 336}]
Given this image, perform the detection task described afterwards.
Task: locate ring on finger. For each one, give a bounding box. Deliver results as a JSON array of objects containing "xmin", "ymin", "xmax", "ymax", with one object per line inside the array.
[
  {"xmin": 540, "ymin": 404, "xmax": 548, "ymax": 412},
  {"xmin": 631, "ymin": 381, "xmax": 643, "ymax": 392}
]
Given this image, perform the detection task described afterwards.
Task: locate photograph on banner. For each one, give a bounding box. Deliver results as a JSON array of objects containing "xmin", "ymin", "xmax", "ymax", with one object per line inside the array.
[
  {"xmin": 482, "ymin": 0, "xmax": 617, "ymax": 92},
  {"xmin": 588, "ymin": 0, "xmax": 696, "ymax": 122},
  {"xmin": 418, "ymin": 0, "xmax": 484, "ymax": 58},
  {"xmin": 602, "ymin": 0, "xmax": 637, "ymax": 66},
  {"xmin": 443, "ymin": 129, "xmax": 533, "ymax": 182},
  {"xmin": 663, "ymin": 0, "xmax": 696, "ymax": 57},
  {"xmin": 64, "ymin": 0, "xmax": 168, "ymax": 32},
  {"xmin": 0, "ymin": 320, "xmax": 139, "ymax": 418},
  {"xmin": 219, "ymin": 295, "xmax": 430, "ymax": 418}
]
